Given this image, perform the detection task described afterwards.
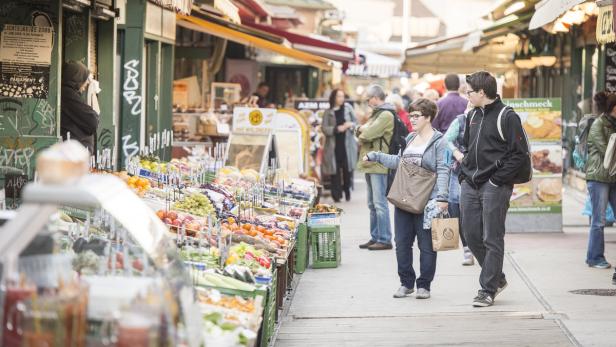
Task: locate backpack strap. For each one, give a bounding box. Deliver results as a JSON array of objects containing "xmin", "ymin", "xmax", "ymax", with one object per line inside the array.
[{"xmin": 497, "ymin": 106, "xmax": 512, "ymax": 142}]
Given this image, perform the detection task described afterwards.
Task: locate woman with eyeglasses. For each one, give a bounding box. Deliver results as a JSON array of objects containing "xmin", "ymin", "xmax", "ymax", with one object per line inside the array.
[{"xmin": 364, "ymin": 98, "xmax": 450, "ymax": 300}]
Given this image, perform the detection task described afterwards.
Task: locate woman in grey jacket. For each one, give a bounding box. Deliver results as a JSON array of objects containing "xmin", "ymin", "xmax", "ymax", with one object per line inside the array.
[
  {"xmin": 365, "ymin": 98, "xmax": 449, "ymax": 299},
  {"xmin": 321, "ymin": 89, "xmax": 359, "ymax": 202}
]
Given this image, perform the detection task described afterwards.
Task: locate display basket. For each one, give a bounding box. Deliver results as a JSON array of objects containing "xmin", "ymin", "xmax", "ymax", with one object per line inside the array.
[{"xmin": 309, "ymin": 225, "xmax": 341, "ymax": 269}]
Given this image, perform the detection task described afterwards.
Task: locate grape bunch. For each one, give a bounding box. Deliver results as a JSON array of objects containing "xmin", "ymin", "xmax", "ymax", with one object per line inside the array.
[{"xmin": 173, "ymin": 193, "xmax": 216, "ymax": 217}]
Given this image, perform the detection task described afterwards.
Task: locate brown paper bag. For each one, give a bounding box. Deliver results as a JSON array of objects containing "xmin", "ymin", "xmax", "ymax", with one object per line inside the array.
[{"xmin": 431, "ymin": 216, "xmax": 460, "ymax": 251}]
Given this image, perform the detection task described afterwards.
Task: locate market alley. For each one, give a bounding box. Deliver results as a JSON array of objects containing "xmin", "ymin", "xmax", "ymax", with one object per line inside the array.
[{"xmin": 275, "ymin": 180, "xmax": 616, "ymax": 347}]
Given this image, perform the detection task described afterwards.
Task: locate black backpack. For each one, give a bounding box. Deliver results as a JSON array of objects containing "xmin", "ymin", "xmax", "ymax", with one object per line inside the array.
[
  {"xmin": 495, "ymin": 106, "xmax": 533, "ymax": 184},
  {"xmin": 378, "ymin": 110, "xmax": 410, "ymax": 193}
]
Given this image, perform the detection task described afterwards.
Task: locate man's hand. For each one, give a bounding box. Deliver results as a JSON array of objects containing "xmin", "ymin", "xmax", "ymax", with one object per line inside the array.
[
  {"xmin": 336, "ymin": 125, "xmax": 347, "ymax": 133},
  {"xmin": 437, "ymin": 201, "xmax": 449, "ymax": 212}
]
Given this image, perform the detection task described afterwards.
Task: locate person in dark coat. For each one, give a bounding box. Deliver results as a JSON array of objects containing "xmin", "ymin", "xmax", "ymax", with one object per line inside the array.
[
  {"xmin": 321, "ymin": 89, "xmax": 358, "ymax": 202},
  {"xmin": 61, "ymin": 61, "xmax": 99, "ymax": 153}
]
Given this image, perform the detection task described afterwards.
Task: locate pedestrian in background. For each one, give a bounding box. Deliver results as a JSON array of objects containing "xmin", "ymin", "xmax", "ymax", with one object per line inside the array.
[
  {"xmin": 321, "ymin": 89, "xmax": 358, "ymax": 203},
  {"xmin": 433, "ymin": 74, "xmax": 468, "ymax": 133},
  {"xmin": 61, "ymin": 61, "xmax": 100, "ymax": 154},
  {"xmin": 584, "ymin": 91, "xmax": 616, "ymax": 271},
  {"xmin": 460, "ymin": 71, "xmax": 531, "ymax": 307},
  {"xmin": 356, "ymin": 84, "xmax": 395, "ymax": 251},
  {"xmin": 444, "ymin": 101, "xmax": 474, "ymax": 266},
  {"xmin": 424, "ymin": 89, "xmax": 440, "ymax": 103},
  {"xmin": 365, "ymin": 98, "xmax": 449, "ymax": 299},
  {"xmin": 386, "ymin": 93, "xmax": 413, "ymax": 133}
]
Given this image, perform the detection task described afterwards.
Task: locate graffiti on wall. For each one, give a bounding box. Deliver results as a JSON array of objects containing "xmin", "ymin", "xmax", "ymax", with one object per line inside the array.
[
  {"xmin": 123, "ymin": 60, "xmax": 142, "ymax": 116},
  {"xmin": 0, "ymin": 98, "xmax": 56, "ymax": 136}
]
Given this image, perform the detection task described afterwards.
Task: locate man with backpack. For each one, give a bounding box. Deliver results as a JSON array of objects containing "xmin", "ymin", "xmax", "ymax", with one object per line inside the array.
[
  {"xmin": 356, "ymin": 84, "xmax": 404, "ymax": 250},
  {"xmin": 460, "ymin": 71, "xmax": 532, "ymax": 307}
]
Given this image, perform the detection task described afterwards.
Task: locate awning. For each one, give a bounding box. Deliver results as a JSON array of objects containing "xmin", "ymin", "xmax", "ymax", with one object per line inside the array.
[
  {"xmin": 177, "ymin": 14, "xmax": 333, "ymax": 70},
  {"xmin": 529, "ymin": 0, "xmax": 586, "ymax": 30},
  {"xmin": 243, "ymin": 22, "xmax": 355, "ymax": 63},
  {"xmin": 346, "ymin": 50, "xmax": 402, "ymax": 78},
  {"xmin": 403, "ymin": 34, "xmax": 518, "ymax": 74}
]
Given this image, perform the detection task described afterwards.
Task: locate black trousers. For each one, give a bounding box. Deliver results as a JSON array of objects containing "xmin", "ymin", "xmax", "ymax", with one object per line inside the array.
[{"xmin": 330, "ymin": 155, "xmax": 351, "ymax": 201}]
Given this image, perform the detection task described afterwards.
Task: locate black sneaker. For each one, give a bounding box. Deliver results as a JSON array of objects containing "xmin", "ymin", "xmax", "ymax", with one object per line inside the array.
[
  {"xmin": 473, "ymin": 291, "xmax": 494, "ymax": 307},
  {"xmin": 612, "ymin": 271, "xmax": 616, "ymax": 285},
  {"xmin": 495, "ymin": 277, "xmax": 508, "ymax": 298}
]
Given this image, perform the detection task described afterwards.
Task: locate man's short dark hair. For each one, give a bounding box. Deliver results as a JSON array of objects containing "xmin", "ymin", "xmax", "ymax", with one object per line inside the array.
[
  {"xmin": 444, "ymin": 74, "xmax": 460, "ymax": 91},
  {"xmin": 408, "ymin": 98, "xmax": 438, "ymax": 122},
  {"xmin": 258, "ymin": 82, "xmax": 269, "ymax": 89},
  {"xmin": 466, "ymin": 71, "xmax": 497, "ymax": 99}
]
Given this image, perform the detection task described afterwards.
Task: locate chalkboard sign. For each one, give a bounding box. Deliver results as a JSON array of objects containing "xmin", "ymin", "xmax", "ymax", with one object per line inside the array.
[
  {"xmin": 4, "ymin": 173, "xmax": 28, "ymax": 198},
  {"xmin": 606, "ymin": 43, "xmax": 616, "ymax": 92}
]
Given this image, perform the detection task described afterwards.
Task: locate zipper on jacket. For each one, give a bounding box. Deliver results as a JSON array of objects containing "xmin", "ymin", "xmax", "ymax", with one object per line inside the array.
[{"xmin": 471, "ymin": 108, "xmax": 485, "ymax": 185}]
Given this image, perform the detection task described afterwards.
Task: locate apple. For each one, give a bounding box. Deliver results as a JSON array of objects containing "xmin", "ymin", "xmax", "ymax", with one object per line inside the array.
[
  {"xmin": 132, "ymin": 259, "xmax": 144, "ymax": 271},
  {"xmin": 172, "ymin": 219, "xmax": 181, "ymax": 227},
  {"xmin": 183, "ymin": 215, "xmax": 194, "ymax": 222},
  {"xmin": 163, "ymin": 218, "xmax": 173, "ymax": 225},
  {"xmin": 167, "ymin": 211, "xmax": 178, "ymax": 220},
  {"xmin": 156, "ymin": 210, "xmax": 166, "ymax": 219}
]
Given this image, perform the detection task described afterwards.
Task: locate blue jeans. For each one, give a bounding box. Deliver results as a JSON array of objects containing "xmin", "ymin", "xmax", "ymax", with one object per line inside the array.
[
  {"xmin": 587, "ymin": 181, "xmax": 616, "ymax": 265},
  {"xmin": 394, "ymin": 208, "xmax": 437, "ymax": 290},
  {"xmin": 365, "ymin": 173, "xmax": 392, "ymax": 244}
]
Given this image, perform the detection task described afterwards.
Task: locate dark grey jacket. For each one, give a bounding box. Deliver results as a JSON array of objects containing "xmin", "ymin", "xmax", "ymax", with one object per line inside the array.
[
  {"xmin": 367, "ymin": 131, "xmax": 450, "ymax": 202},
  {"xmin": 321, "ymin": 103, "xmax": 359, "ymax": 175}
]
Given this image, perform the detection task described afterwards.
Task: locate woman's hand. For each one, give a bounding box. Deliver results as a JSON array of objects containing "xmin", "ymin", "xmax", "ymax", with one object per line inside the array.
[
  {"xmin": 453, "ymin": 149, "xmax": 464, "ymax": 162},
  {"xmin": 437, "ymin": 201, "xmax": 449, "ymax": 212}
]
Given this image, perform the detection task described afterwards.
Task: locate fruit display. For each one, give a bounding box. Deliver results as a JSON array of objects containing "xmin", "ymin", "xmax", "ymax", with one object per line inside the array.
[
  {"xmin": 225, "ymin": 243, "xmax": 272, "ymax": 275},
  {"xmin": 156, "ymin": 210, "xmax": 204, "ymax": 236},
  {"xmin": 112, "ymin": 171, "xmax": 152, "ymax": 196},
  {"xmin": 140, "ymin": 158, "xmax": 178, "ymax": 174},
  {"xmin": 222, "ymin": 218, "xmax": 290, "ymax": 251},
  {"xmin": 172, "ymin": 193, "xmax": 216, "ymax": 217},
  {"xmin": 309, "ymin": 204, "xmax": 343, "ymax": 214},
  {"xmin": 193, "ymin": 271, "xmax": 256, "ymax": 292}
]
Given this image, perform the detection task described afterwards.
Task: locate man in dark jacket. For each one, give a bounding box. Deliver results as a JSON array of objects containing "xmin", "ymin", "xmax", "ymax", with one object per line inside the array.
[
  {"xmin": 61, "ymin": 61, "xmax": 99, "ymax": 153},
  {"xmin": 433, "ymin": 74, "xmax": 467, "ymax": 133},
  {"xmin": 459, "ymin": 71, "xmax": 529, "ymax": 308}
]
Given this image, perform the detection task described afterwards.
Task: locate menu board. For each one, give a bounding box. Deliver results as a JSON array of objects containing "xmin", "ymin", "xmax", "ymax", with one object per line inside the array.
[
  {"xmin": 503, "ymin": 98, "xmax": 562, "ymax": 214},
  {"xmin": 225, "ymin": 132, "xmax": 272, "ymax": 173}
]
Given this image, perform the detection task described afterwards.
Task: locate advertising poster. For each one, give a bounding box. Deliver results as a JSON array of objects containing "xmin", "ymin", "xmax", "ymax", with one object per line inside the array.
[
  {"xmin": 0, "ymin": 24, "xmax": 53, "ymax": 98},
  {"xmin": 503, "ymin": 98, "xmax": 562, "ymax": 214}
]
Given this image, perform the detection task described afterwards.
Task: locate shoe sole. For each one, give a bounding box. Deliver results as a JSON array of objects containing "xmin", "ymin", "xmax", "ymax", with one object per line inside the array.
[
  {"xmin": 462, "ymin": 261, "xmax": 474, "ymax": 266},
  {"xmin": 588, "ymin": 264, "xmax": 611, "ymax": 269},
  {"xmin": 473, "ymin": 301, "xmax": 493, "ymax": 307},
  {"xmin": 393, "ymin": 291, "xmax": 414, "ymax": 298},
  {"xmin": 369, "ymin": 247, "xmax": 393, "ymax": 251},
  {"xmin": 416, "ymin": 295, "xmax": 430, "ymax": 299}
]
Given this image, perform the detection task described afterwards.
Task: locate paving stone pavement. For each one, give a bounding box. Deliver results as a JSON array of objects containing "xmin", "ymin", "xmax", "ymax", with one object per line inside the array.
[{"xmin": 275, "ymin": 181, "xmax": 616, "ymax": 347}]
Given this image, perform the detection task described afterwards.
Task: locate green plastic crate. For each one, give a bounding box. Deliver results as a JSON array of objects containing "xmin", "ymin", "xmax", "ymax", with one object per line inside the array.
[
  {"xmin": 294, "ymin": 223, "xmax": 309, "ymax": 274},
  {"xmin": 310, "ymin": 225, "xmax": 341, "ymax": 269},
  {"xmin": 259, "ymin": 268, "xmax": 277, "ymax": 347}
]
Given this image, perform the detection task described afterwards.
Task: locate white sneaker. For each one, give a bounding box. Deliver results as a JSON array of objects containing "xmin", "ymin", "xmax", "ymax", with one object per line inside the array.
[
  {"xmin": 416, "ymin": 288, "xmax": 431, "ymax": 299},
  {"xmin": 462, "ymin": 248, "xmax": 474, "ymax": 266},
  {"xmin": 393, "ymin": 286, "xmax": 414, "ymax": 298}
]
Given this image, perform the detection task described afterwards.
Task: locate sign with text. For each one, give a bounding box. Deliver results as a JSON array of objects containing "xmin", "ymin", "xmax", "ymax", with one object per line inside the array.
[
  {"xmin": 502, "ymin": 98, "xmax": 562, "ymax": 215},
  {"xmin": 232, "ymin": 107, "xmax": 276, "ymax": 132},
  {"xmin": 0, "ymin": 24, "xmax": 53, "ymax": 99}
]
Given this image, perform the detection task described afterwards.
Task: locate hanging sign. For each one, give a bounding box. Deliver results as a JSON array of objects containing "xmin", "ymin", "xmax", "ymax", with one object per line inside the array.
[{"xmin": 598, "ymin": 4, "xmax": 615, "ymax": 44}]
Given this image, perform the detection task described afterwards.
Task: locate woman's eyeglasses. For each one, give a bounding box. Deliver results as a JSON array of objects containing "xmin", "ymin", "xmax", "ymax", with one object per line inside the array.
[{"xmin": 409, "ymin": 111, "xmax": 423, "ymax": 119}]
